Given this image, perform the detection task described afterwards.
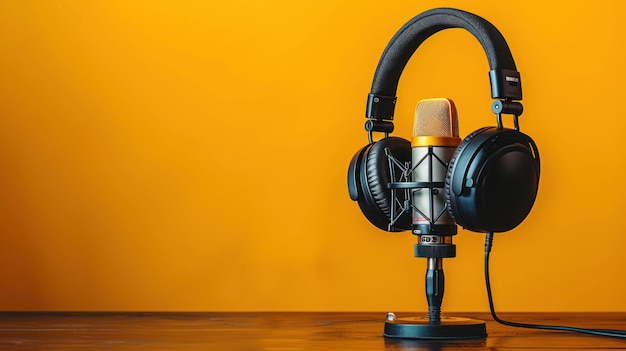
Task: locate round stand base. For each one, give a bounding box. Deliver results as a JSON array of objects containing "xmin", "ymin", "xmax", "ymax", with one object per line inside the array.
[{"xmin": 384, "ymin": 316, "xmax": 487, "ymax": 340}]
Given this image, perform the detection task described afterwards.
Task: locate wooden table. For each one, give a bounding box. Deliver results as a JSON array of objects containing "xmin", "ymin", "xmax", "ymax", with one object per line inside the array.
[{"xmin": 0, "ymin": 312, "xmax": 625, "ymax": 350}]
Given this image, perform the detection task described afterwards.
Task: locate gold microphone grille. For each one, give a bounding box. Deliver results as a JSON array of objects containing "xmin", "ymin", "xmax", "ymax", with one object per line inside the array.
[{"xmin": 413, "ymin": 98, "xmax": 459, "ymax": 137}]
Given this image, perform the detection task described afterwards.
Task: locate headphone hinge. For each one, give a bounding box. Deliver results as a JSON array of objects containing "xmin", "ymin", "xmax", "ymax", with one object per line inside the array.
[
  {"xmin": 493, "ymin": 100, "xmax": 523, "ymax": 131},
  {"xmin": 365, "ymin": 119, "xmax": 394, "ymax": 143}
]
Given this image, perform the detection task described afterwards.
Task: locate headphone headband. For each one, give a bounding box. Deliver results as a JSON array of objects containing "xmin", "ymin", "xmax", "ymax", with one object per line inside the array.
[{"xmin": 367, "ymin": 8, "xmax": 522, "ymax": 121}]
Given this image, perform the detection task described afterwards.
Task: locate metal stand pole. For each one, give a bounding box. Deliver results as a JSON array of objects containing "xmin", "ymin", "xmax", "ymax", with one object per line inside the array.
[{"xmin": 383, "ymin": 236, "xmax": 487, "ymax": 340}]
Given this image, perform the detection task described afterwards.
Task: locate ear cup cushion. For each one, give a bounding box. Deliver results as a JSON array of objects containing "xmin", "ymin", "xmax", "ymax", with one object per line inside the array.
[
  {"xmin": 445, "ymin": 127, "xmax": 540, "ymax": 233},
  {"xmin": 445, "ymin": 127, "xmax": 492, "ymax": 226},
  {"xmin": 348, "ymin": 145, "xmax": 368, "ymax": 201},
  {"xmin": 358, "ymin": 137, "xmax": 412, "ymax": 231}
]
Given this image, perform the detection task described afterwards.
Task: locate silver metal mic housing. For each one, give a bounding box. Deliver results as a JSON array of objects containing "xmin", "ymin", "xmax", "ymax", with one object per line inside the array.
[{"xmin": 411, "ymin": 98, "xmax": 460, "ymax": 235}]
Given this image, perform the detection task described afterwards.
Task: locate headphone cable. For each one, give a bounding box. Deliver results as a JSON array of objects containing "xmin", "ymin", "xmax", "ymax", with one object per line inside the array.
[{"xmin": 483, "ymin": 231, "xmax": 626, "ymax": 339}]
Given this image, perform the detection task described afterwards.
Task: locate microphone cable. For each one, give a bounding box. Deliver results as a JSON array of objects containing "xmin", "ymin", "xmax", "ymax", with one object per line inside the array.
[{"xmin": 483, "ymin": 231, "xmax": 626, "ymax": 339}]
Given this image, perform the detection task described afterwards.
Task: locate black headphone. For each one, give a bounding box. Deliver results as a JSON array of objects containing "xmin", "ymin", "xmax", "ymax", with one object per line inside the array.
[{"xmin": 347, "ymin": 8, "xmax": 540, "ymax": 234}]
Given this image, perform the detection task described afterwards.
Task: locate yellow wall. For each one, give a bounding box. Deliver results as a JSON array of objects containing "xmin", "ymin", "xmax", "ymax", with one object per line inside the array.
[{"xmin": 0, "ymin": 0, "xmax": 624, "ymax": 312}]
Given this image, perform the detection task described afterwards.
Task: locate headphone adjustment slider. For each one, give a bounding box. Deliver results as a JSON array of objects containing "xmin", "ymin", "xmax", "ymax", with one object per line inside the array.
[
  {"xmin": 489, "ymin": 69, "xmax": 522, "ymax": 100},
  {"xmin": 366, "ymin": 93, "xmax": 397, "ymax": 120}
]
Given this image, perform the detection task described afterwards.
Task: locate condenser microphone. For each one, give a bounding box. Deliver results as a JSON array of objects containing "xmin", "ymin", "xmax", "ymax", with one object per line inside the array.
[{"xmin": 411, "ymin": 98, "xmax": 461, "ymax": 236}]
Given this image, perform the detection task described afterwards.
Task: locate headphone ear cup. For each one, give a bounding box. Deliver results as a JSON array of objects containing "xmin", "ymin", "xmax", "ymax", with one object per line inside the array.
[
  {"xmin": 352, "ymin": 137, "xmax": 412, "ymax": 232},
  {"xmin": 445, "ymin": 127, "xmax": 540, "ymax": 233}
]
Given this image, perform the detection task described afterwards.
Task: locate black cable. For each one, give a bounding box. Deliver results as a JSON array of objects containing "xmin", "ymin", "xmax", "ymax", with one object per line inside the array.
[{"xmin": 484, "ymin": 231, "xmax": 626, "ymax": 339}]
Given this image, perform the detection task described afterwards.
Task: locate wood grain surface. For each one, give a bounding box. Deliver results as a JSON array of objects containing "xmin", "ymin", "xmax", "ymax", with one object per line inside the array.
[{"xmin": 0, "ymin": 312, "xmax": 625, "ymax": 350}]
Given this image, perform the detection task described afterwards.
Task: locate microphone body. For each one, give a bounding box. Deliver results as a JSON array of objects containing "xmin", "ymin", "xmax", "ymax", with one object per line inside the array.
[{"xmin": 411, "ymin": 98, "xmax": 461, "ymax": 236}]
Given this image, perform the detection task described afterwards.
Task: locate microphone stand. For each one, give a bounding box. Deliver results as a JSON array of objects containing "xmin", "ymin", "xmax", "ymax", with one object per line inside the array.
[
  {"xmin": 384, "ymin": 149, "xmax": 486, "ymax": 340},
  {"xmin": 382, "ymin": 232, "xmax": 487, "ymax": 340},
  {"xmin": 425, "ymin": 257, "xmax": 444, "ymax": 323}
]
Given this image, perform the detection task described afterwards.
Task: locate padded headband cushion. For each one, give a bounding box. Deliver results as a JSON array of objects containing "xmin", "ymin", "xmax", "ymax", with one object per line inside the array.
[{"xmin": 371, "ymin": 7, "xmax": 517, "ymax": 98}]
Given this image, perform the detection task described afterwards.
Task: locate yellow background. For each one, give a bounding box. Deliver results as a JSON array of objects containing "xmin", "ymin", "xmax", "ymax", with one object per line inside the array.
[{"xmin": 0, "ymin": 0, "xmax": 624, "ymax": 312}]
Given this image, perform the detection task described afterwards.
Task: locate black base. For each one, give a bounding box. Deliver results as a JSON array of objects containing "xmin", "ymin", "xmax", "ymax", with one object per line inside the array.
[{"xmin": 384, "ymin": 316, "xmax": 487, "ymax": 340}]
